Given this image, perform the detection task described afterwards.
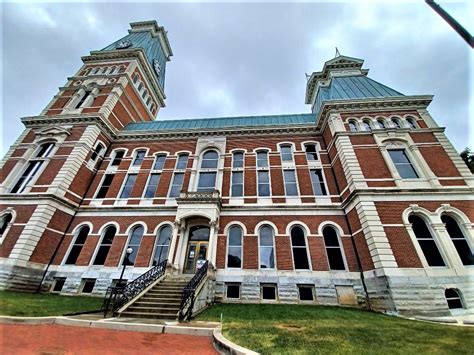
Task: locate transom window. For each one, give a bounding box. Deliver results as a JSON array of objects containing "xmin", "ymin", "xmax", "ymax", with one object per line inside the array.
[
  {"xmin": 227, "ymin": 225, "xmax": 243, "ymax": 268},
  {"xmin": 133, "ymin": 150, "xmax": 146, "ymax": 166},
  {"xmin": 259, "ymin": 225, "xmax": 275, "ymax": 269},
  {"xmin": 123, "ymin": 225, "xmax": 144, "ymax": 265},
  {"xmin": 93, "ymin": 225, "xmax": 116, "ymax": 265},
  {"xmin": 305, "ymin": 144, "xmax": 318, "ymax": 161},
  {"xmin": 176, "ymin": 153, "xmax": 189, "ymax": 169},
  {"xmin": 291, "ymin": 226, "xmax": 310, "ymax": 270},
  {"xmin": 11, "ymin": 142, "xmax": 55, "ymax": 194},
  {"xmin": 441, "ymin": 215, "xmax": 474, "ymax": 266},
  {"xmin": 323, "ymin": 226, "xmax": 346, "ymax": 270},
  {"xmin": 409, "ymin": 215, "xmax": 446, "ymax": 267},
  {"xmin": 201, "ymin": 150, "xmax": 219, "ymax": 169},
  {"xmin": 64, "ymin": 225, "xmax": 90, "ymax": 265},
  {"xmin": 153, "ymin": 154, "xmax": 166, "ymax": 170},
  {"xmin": 280, "ymin": 145, "xmax": 293, "ymax": 161},
  {"xmin": 388, "ymin": 149, "xmax": 419, "ymax": 179},
  {"xmin": 152, "ymin": 225, "xmax": 172, "ymax": 265}
]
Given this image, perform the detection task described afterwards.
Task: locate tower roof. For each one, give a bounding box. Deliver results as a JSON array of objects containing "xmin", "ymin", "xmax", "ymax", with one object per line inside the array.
[{"xmin": 99, "ymin": 21, "xmax": 173, "ymax": 89}]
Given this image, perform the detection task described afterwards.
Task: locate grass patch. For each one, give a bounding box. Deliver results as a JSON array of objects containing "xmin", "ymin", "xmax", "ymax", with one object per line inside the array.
[
  {"xmin": 197, "ymin": 304, "xmax": 473, "ymax": 354},
  {"xmin": 0, "ymin": 291, "xmax": 103, "ymax": 317}
]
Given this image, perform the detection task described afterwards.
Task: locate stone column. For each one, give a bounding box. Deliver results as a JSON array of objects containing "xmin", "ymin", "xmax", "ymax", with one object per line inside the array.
[
  {"xmin": 168, "ymin": 220, "xmax": 183, "ymax": 271},
  {"xmin": 208, "ymin": 220, "xmax": 218, "ymax": 267}
]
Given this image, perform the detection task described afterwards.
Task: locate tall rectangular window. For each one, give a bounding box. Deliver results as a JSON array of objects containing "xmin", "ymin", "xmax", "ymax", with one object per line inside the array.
[
  {"xmin": 153, "ymin": 154, "xmax": 166, "ymax": 170},
  {"xmin": 96, "ymin": 174, "xmax": 114, "ymax": 198},
  {"xmin": 133, "ymin": 150, "xmax": 146, "ymax": 166},
  {"xmin": 280, "ymin": 145, "xmax": 293, "ymax": 161},
  {"xmin": 119, "ymin": 174, "xmax": 137, "ymax": 199},
  {"xmin": 305, "ymin": 144, "xmax": 318, "ymax": 161},
  {"xmin": 310, "ymin": 169, "xmax": 327, "ymax": 196},
  {"xmin": 197, "ymin": 172, "xmax": 216, "ymax": 191},
  {"xmin": 231, "ymin": 171, "xmax": 243, "ymax": 197},
  {"xmin": 232, "ymin": 152, "xmax": 244, "ymax": 168},
  {"xmin": 111, "ymin": 151, "xmax": 125, "ymax": 166},
  {"xmin": 388, "ymin": 149, "xmax": 419, "ymax": 178},
  {"xmin": 144, "ymin": 173, "xmax": 161, "ymax": 198},
  {"xmin": 283, "ymin": 170, "xmax": 298, "ymax": 196},
  {"xmin": 169, "ymin": 173, "xmax": 184, "ymax": 198},
  {"xmin": 75, "ymin": 90, "xmax": 91, "ymax": 109},
  {"xmin": 176, "ymin": 154, "xmax": 189, "ymax": 169},
  {"xmin": 256, "ymin": 151, "xmax": 269, "ymax": 168},
  {"xmin": 258, "ymin": 171, "xmax": 270, "ymax": 196}
]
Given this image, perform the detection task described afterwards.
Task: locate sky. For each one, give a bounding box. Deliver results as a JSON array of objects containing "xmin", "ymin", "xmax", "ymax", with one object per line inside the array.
[{"xmin": 1, "ymin": 1, "xmax": 473, "ymax": 157}]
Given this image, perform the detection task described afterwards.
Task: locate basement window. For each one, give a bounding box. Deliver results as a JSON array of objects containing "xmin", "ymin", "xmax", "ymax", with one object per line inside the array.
[
  {"xmin": 261, "ymin": 284, "xmax": 277, "ymax": 301},
  {"xmin": 81, "ymin": 279, "xmax": 96, "ymax": 294},
  {"xmin": 298, "ymin": 285, "xmax": 314, "ymax": 301},
  {"xmin": 226, "ymin": 284, "xmax": 241, "ymax": 299},
  {"xmin": 445, "ymin": 289, "xmax": 463, "ymax": 309},
  {"xmin": 52, "ymin": 278, "xmax": 66, "ymax": 292}
]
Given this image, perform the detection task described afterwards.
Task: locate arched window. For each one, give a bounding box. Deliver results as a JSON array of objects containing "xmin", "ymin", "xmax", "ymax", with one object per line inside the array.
[
  {"xmin": 232, "ymin": 152, "xmax": 244, "ymax": 168},
  {"xmin": 152, "ymin": 225, "xmax": 172, "ymax": 265},
  {"xmin": 305, "ymin": 144, "xmax": 318, "ymax": 161},
  {"xmin": 377, "ymin": 119, "xmax": 386, "ymax": 129},
  {"xmin": 259, "ymin": 225, "xmax": 275, "ymax": 269},
  {"xmin": 137, "ymin": 82, "xmax": 144, "ymax": 92},
  {"xmin": 142, "ymin": 89, "xmax": 148, "ymax": 100},
  {"xmin": 110, "ymin": 150, "xmax": 125, "ymax": 167},
  {"xmin": 0, "ymin": 213, "xmax": 13, "ymax": 238},
  {"xmin": 445, "ymin": 289, "xmax": 463, "ymax": 309},
  {"xmin": 153, "ymin": 154, "xmax": 166, "ymax": 170},
  {"xmin": 123, "ymin": 225, "xmax": 144, "ymax": 265},
  {"xmin": 348, "ymin": 121, "xmax": 358, "ymax": 132},
  {"xmin": 322, "ymin": 226, "xmax": 346, "ymax": 270},
  {"xmin": 280, "ymin": 145, "xmax": 293, "ymax": 161},
  {"xmin": 291, "ymin": 226, "xmax": 310, "ymax": 270},
  {"xmin": 118, "ymin": 66, "xmax": 126, "ymax": 73},
  {"xmin": 227, "ymin": 225, "xmax": 243, "ymax": 268},
  {"xmin": 101, "ymin": 67, "xmax": 108, "ymax": 74},
  {"xmin": 93, "ymin": 225, "xmax": 117, "ymax": 265},
  {"xmin": 132, "ymin": 149, "xmax": 146, "ymax": 166},
  {"xmin": 90, "ymin": 143, "xmax": 105, "ymax": 162},
  {"xmin": 64, "ymin": 225, "xmax": 90, "ymax": 265},
  {"xmin": 11, "ymin": 142, "xmax": 55, "ymax": 193},
  {"xmin": 91, "ymin": 67, "xmax": 100, "ymax": 75},
  {"xmin": 408, "ymin": 215, "xmax": 445, "ymax": 267},
  {"xmin": 176, "ymin": 153, "xmax": 189, "ymax": 169},
  {"xmin": 108, "ymin": 66, "xmax": 116, "ymax": 74},
  {"xmin": 363, "ymin": 120, "xmax": 372, "ymax": 131},
  {"xmin": 198, "ymin": 150, "xmax": 219, "ymax": 192},
  {"xmin": 391, "ymin": 118, "xmax": 402, "ymax": 129},
  {"xmin": 132, "ymin": 74, "xmax": 140, "ymax": 85},
  {"xmin": 441, "ymin": 215, "xmax": 474, "ymax": 265},
  {"xmin": 256, "ymin": 151, "xmax": 270, "ymax": 197},
  {"xmin": 406, "ymin": 117, "xmax": 417, "ymax": 129}
]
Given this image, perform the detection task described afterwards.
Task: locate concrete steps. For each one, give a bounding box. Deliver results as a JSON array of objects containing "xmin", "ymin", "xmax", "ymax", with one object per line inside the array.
[{"xmin": 119, "ymin": 275, "xmax": 192, "ymax": 320}]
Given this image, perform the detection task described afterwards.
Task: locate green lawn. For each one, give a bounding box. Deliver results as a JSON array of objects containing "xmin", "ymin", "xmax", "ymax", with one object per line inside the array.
[
  {"xmin": 0, "ymin": 291, "xmax": 103, "ymax": 317},
  {"xmin": 197, "ymin": 304, "xmax": 473, "ymax": 354}
]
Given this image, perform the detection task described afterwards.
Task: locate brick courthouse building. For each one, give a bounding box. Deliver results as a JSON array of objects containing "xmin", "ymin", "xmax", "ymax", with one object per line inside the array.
[{"xmin": 1, "ymin": 21, "xmax": 473, "ymax": 316}]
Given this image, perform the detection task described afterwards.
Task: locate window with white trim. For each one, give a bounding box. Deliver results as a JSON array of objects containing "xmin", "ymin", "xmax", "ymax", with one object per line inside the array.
[
  {"xmin": 90, "ymin": 143, "xmax": 105, "ymax": 162},
  {"xmin": 310, "ymin": 169, "xmax": 327, "ymax": 196},
  {"xmin": 323, "ymin": 226, "xmax": 346, "ymax": 270},
  {"xmin": 377, "ymin": 119, "xmax": 386, "ymax": 129},
  {"xmin": 409, "ymin": 214, "xmax": 446, "ymax": 267},
  {"xmin": 291, "ymin": 226, "xmax": 310, "ymax": 270},
  {"xmin": 348, "ymin": 121, "xmax": 358, "ymax": 132},
  {"xmin": 445, "ymin": 289, "xmax": 463, "ymax": 309},
  {"xmin": 0, "ymin": 213, "xmax": 13, "ymax": 241},
  {"xmin": 64, "ymin": 225, "xmax": 90, "ymax": 265},
  {"xmin": 11, "ymin": 142, "xmax": 55, "ymax": 193},
  {"xmin": 232, "ymin": 152, "xmax": 244, "ymax": 168},
  {"xmin": 153, "ymin": 154, "xmax": 166, "ymax": 170},
  {"xmin": 119, "ymin": 173, "xmax": 137, "ymax": 199},
  {"xmin": 132, "ymin": 150, "xmax": 146, "ymax": 166},
  {"xmin": 197, "ymin": 150, "xmax": 218, "ymax": 192},
  {"xmin": 93, "ymin": 225, "xmax": 116, "ymax": 265},
  {"xmin": 74, "ymin": 90, "xmax": 92, "ymax": 109},
  {"xmin": 259, "ymin": 225, "xmax": 275, "ymax": 269},
  {"xmin": 256, "ymin": 151, "xmax": 270, "ymax": 197},
  {"xmin": 441, "ymin": 215, "xmax": 474, "ymax": 266},
  {"xmin": 176, "ymin": 153, "xmax": 189, "ymax": 170},
  {"xmin": 256, "ymin": 151, "xmax": 269, "ymax": 168},
  {"xmin": 152, "ymin": 225, "xmax": 172, "ymax": 265},
  {"xmin": 231, "ymin": 171, "xmax": 243, "ymax": 197},
  {"xmin": 123, "ymin": 225, "xmax": 144, "ymax": 265},
  {"xmin": 110, "ymin": 150, "xmax": 125, "ymax": 166},
  {"xmin": 280, "ymin": 145, "xmax": 293, "ymax": 161},
  {"xmin": 169, "ymin": 172, "xmax": 184, "ymax": 198},
  {"xmin": 406, "ymin": 117, "xmax": 418, "ymax": 129},
  {"xmin": 391, "ymin": 118, "xmax": 402, "ymax": 129},
  {"xmin": 363, "ymin": 120, "xmax": 372, "ymax": 131},
  {"xmin": 283, "ymin": 170, "xmax": 298, "ymax": 196},
  {"xmin": 388, "ymin": 149, "xmax": 419, "ymax": 178},
  {"xmin": 96, "ymin": 174, "xmax": 114, "ymax": 199},
  {"xmin": 144, "ymin": 173, "xmax": 160, "ymax": 198},
  {"xmin": 227, "ymin": 225, "xmax": 242, "ymax": 268},
  {"xmin": 305, "ymin": 144, "xmax": 318, "ymax": 161}
]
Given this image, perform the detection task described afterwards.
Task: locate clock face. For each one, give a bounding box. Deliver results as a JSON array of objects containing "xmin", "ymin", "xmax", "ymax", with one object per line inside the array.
[
  {"xmin": 116, "ymin": 40, "xmax": 132, "ymax": 49},
  {"xmin": 153, "ymin": 59, "xmax": 161, "ymax": 76}
]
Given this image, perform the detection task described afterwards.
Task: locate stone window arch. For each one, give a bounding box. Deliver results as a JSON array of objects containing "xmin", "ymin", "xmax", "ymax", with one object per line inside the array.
[
  {"xmin": 0, "ymin": 210, "xmax": 15, "ymax": 243},
  {"xmin": 348, "ymin": 120, "xmax": 358, "ymax": 132},
  {"xmin": 391, "ymin": 118, "xmax": 402, "ymax": 129},
  {"xmin": 406, "ymin": 117, "xmax": 418, "ymax": 129},
  {"xmin": 64, "ymin": 224, "xmax": 90, "ymax": 265},
  {"xmin": 197, "ymin": 149, "xmax": 219, "ymax": 192},
  {"xmin": 92, "ymin": 225, "xmax": 117, "ymax": 265},
  {"xmin": 377, "ymin": 118, "xmax": 387, "ymax": 129},
  {"xmin": 408, "ymin": 214, "xmax": 446, "ymax": 267},
  {"xmin": 441, "ymin": 214, "xmax": 474, "ymax": 266},
  {"xmin": 362, "ymin": 119, "xmax": 372, "ymax": 131}
]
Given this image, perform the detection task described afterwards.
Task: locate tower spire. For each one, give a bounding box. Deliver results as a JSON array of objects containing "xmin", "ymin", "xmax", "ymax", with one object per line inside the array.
[{"xmin": 335, "ymin": 47, "xmax": 341, "ymax": 57}]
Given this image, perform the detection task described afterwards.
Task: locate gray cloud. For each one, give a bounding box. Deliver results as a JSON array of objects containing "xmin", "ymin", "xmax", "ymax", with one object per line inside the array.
[{"xmin": 2, "ymin": 2, "xmax": 472, "ymax": 155}]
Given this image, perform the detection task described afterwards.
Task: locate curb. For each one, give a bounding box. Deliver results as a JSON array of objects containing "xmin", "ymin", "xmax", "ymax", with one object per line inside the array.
[
  {"xmin": 212, "ymin": 327, "xmax": 259, "ymax": 355},
  {"xmin": 0, "ymin": 316, "xmax": 214, "ymax": 336}
]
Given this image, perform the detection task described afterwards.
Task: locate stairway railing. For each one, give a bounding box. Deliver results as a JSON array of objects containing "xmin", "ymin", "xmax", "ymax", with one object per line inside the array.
[
  {"xmin": 178, "ymin": 260, "xmax": 209, "ymax": 321},
  {"xmin": 102, "ymin": 259, "xmax": 167, "ymax": 317}
]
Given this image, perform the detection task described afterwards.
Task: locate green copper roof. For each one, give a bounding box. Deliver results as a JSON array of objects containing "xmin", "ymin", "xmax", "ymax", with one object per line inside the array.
[
  {"xmin": 313, "ymin": 75, "xmax": 404, "ymax": 117},
  {"xmin": 101, "ymin": 31, "xmax": 168, "ymax": 89},
  {"xmin": 123, "ymin": 113, "xmax": 316, "ymax": 132}
]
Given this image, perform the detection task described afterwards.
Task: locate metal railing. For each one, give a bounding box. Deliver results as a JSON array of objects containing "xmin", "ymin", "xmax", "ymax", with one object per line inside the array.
[
  {"xmin": 102, "ymin": 259, "xmax": 167, "ymax": 317},
  {"xmin": 178, "ymin": 260, "xmax": 209, "ymax": 321}
]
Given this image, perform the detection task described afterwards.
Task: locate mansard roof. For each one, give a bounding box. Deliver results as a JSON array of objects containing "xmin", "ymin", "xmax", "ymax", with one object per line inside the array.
[
  {"xmin": 312, "ymin": 75, "xmax": 404, "ymax": 117},
  {"xmin": 123, "ymin": 113, "xmax": 315, "ymax": 132}
]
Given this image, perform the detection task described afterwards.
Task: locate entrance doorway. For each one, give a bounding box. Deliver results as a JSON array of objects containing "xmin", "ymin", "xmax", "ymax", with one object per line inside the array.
[{"xmin": 184, "ymin": 226, "xmax": 210, "ymax": 274}]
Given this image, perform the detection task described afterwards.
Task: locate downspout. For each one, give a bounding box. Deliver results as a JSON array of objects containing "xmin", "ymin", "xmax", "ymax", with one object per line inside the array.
[{"xmin": 36, "ymin": 141, "xmax": 112, "ymax": 293}]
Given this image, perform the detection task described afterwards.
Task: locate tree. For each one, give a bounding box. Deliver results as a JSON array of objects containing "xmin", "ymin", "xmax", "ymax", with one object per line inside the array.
[{"xmin": 460, "ymin": 147, "xmax": 474, "ymax": 173}]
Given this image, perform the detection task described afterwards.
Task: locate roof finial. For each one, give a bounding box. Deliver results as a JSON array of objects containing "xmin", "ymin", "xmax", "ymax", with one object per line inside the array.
[
  {"xmin": 335, "ymin": 47, "xmax": 340, "ymax": 57},
  {"xmin": 305, "ymin": 72, "xmax": 311, "ymax": 81}
]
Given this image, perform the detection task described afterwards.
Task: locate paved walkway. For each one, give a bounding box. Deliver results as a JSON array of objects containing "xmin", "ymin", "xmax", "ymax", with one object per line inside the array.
[{"xmin": 0, "ymin": 323, "xmax": 218, "ymax": 354}]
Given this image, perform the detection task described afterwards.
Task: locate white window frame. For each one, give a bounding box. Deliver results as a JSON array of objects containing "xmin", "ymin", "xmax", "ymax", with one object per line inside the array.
[
  {"xmin": 258, "ymin": 224, "xmax": 276, "ymax": 270},
  {"xmin": 90, "ymin": 224, "xmax": 118, "ymax": 266},
  {"xmin": 321, "ymin": 224, "xmax": 348, "ymax": 271},
  {"xmin": 226, "ymin": 225, "xmax": 243, "ymax": 269},
  {"xmin": 197, "ymin": 149, "xmax": 219, "ymax": 192},
  {"xmin": 151, "ymin": 224, "xmax": 173, "ymax": 266},
  {"xmin": 289, "ymin": 224, "xmax": 312, "ymax": 271}
]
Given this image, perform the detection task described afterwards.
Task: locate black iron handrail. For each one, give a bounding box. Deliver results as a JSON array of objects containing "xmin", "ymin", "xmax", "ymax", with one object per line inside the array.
[
  {"xmin": 102, "ymin": 259, "xmax": 167, "ymax": 317},
  {"xmin": 178, "ymin": 260, "xmax": 209, "ymax": 321}
]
